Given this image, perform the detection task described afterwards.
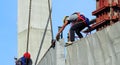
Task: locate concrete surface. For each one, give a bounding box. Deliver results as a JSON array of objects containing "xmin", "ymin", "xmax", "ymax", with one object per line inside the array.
[
  {"xmin": 37, "ymin": 39, "xmax": 65, "ymax": 65},
  {"xmin": 56, "ymin": 39, "xmax": 65, "ymax": 65},
  {"xmin": 37, "ymin": 47, "xmax": 56, "ymax": 65},
  {"xmin": 37, "ymin": 22, "xmax": 120, "ymax": 65},
  {"xmin": 66, "ymin": 22, "xmax": 120, "ymax": 65}
]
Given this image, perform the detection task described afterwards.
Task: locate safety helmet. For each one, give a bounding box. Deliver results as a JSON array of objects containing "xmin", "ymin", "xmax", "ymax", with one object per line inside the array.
[
  {"xmin": 23, "ymin": 52, "xmax": 31, "ymax": 59},
  {"xmin": 63, "ymin": 16, "xmax": 69, "ymax": 23}
]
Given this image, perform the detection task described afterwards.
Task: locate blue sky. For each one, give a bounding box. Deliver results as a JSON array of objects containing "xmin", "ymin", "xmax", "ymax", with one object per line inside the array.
[
  {"xmin": 0, "ymin": 0, "xmax": 17, "ymax": 65},
  {"xmin": 0, "ymin": 0, "xmax": 95, "ymax": 65}
]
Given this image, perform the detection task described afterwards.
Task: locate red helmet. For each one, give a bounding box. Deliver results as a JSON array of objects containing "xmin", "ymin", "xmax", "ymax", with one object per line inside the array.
[{"xmin": 23, "ymin": 52, "xmax": 31, "ymax": 59}]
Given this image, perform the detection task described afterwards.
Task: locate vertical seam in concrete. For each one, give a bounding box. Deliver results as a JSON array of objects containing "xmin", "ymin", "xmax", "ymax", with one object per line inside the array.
[
  {"xmin": 105, "ymin": 28, "xmax": 118, "ymax": 65},
  {"xmin": 86, "ymin": 37, "xmax": 96, "ymax": 65},
  {"xmin": 96, "ymin": 32, "xmax": 107, "ymax": 65}
]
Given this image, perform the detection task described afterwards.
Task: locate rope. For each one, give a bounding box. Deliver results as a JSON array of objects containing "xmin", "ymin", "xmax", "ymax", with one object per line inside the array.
[
  {"xmin": 48, "ymin": 0, "xmax": 54, "ymax": 39},
  {"xmin": 34, "ymin": 10, "xmax": 52, "ymax": 65},
  {"xmin": 34, "ymin": 0, "xmax": 52, "ymax": 65},
  {"xmin": 26, "ymin": 0, "xmax": 32, "ymax": 53},
  {"xmin": 25, "ymin": 0, "xmax": 32, "ymax": 65}
]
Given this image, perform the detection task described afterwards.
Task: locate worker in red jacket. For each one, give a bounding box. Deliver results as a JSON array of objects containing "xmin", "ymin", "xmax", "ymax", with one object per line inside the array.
[{"xmin": 56, "ymin": 12, "xmax": 91, "ymax": 45}]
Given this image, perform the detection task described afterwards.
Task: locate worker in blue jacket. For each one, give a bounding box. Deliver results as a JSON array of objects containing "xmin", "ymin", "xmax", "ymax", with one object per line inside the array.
[{"xmin": 15, "ymin": 52, "xmax": 32, "ymax": 65}]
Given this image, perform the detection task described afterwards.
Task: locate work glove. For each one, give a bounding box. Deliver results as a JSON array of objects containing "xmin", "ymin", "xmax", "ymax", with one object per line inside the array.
[{"xmin": 56, "ymin": 33, "xmax": 60, "ymax": 41}]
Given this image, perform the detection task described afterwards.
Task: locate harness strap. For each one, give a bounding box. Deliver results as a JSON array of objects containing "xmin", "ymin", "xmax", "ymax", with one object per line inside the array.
[
  {"xmin": 76, "ymin": 13, "xmax": 92, "ymax": 34},
  {"xmin": 76, "ymin": 13, "xmax": 87, "ymax": 26}
]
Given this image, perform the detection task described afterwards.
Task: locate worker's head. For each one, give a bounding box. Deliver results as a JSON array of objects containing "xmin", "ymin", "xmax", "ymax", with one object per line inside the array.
[
  {"xmin": 63, "ymin": 16, "xmax": 69, "ymax": 23},
  {"xmin": 73, "ymin": 12, "xmax": 84, "ymax": 15},
  {"xmin": 23, "ymin": 52, "xmax": 31, "ymax": 59},
  {"xmin": 80, "ymin": 12, "xmax": 85, "ymax": 17},
  {"xmin": 73, "ymin": 12, "xmax": 80, "ymax": 14}
]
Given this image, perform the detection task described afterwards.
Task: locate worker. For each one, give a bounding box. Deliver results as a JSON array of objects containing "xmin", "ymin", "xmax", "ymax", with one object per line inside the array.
[
  {"xmin": 15, "ymin": 52, "xmax": 32, "ymax": 65},
  {"xmin": 56, "ymin": 12, "xmax": 91, "ymax": 45}
]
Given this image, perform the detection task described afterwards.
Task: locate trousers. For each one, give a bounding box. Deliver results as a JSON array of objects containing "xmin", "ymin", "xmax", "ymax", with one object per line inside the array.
[{"xmin": 70, "ymin": 22, "xmax": 86, "ymax": 41}]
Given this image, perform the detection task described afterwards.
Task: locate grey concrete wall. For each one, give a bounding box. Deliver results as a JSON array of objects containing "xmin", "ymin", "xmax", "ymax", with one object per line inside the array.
[
  {"xmin": 56, "ymin": 39, "xmax": 65, "ymax": 65},
  {"xmin": 37, "ymin": 22, "xmax": 120, "ymax": 65},
  {"xmin": 37, "ymin": 47, "xmax": 56, "ymax": 65},
  {"xmin": 66, "ymin": 22, "xmax": 120, "ymax": 65},
  {"xmin": 18, "ymin": 0, "xmax": 52, "ymax": 64},
  {"xmin": 37, "ymin": 39, "xmax": 65, "ymax": 65}
]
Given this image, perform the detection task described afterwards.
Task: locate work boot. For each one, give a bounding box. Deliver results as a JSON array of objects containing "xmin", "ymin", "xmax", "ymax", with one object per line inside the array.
[{"xmin": 65, "ymin": 41, "xmax": 73, "ymax": 47}]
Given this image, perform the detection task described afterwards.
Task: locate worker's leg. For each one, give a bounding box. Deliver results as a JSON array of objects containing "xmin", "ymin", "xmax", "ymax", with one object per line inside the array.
[
  {"xmin": 70, "ymin": 22, "xmax": 85, "ymax": 41},
  {"xmin": 69, "ymin": 27, "xmax": 75, "ymax": 42},
  {"xmin": 67, "ymin": 32, "xmax": 70, "ymax": 42},
  {"xmin": 75, "ymin": 29, "xmax": 83, "ymax": 38}
]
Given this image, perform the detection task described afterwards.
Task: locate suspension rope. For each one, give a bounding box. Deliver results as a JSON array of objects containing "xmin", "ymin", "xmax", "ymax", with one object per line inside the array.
[
  {"xmin": 26, "ymin": 0, "xmax": 32, "ymax": 53},
  {"xmin": 34, "ymin": 0, "xmax": 52, "ymax": 65},
  {"xmin": 48, "ymin": 0, "xmax": 54, "ymax": 39}
]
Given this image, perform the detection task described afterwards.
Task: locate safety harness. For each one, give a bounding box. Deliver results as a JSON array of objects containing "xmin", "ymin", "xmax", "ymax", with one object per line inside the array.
[
  {"xmin": 75, "ymin": 12, "xmax": 91, "ymax": 36},
  {"xmin": 75, "ymin": 13, "xmax": 87, "ymax": 26}
]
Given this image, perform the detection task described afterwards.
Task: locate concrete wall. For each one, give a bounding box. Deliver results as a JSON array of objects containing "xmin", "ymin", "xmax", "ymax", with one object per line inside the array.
[
  {"xmin": 37, "ymin": 39, "xmax": 65, "ymax": 65},
  {"xmin": 18, "ymin": 0, "xmax": 52, "ymax": 64},
  {"xmin": 37, "ymin": 22, "xmax": 120, "ymax": 65},
  {"xmin": 37, "ymin": 47, "xmax": 56, "ymax": 65},
  {"xmin": 66, "ymin": 22, "xmax": 120, "ymax": 65}
]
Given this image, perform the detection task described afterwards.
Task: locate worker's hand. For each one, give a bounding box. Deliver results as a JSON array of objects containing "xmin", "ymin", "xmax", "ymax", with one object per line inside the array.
[{"xmin": 56, "ymin": 33, "xmax": 60, "ymax": 41}]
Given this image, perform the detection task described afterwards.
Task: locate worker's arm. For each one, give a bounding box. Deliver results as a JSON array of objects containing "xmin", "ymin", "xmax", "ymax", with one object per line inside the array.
[{"xmin": 56, "ymin": 20, "xmax": 68, "ymax": 40}]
